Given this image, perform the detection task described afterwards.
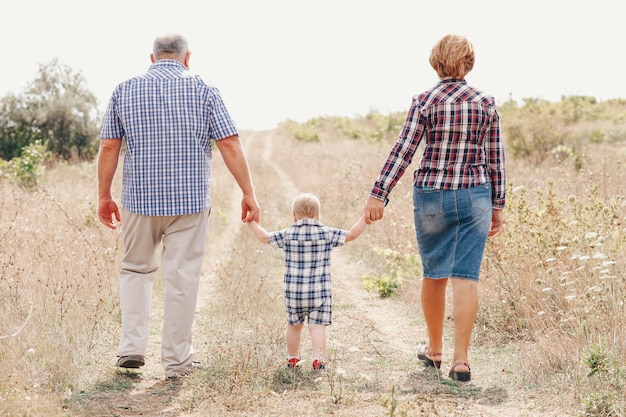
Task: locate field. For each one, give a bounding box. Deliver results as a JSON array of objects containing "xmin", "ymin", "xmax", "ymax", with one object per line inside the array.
[{"xmin": 1, "ymin": 104, "xmax": 625, "ymax": 416}]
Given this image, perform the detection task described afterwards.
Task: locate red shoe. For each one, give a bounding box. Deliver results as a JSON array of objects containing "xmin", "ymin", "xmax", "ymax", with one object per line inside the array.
[
  {"xmin": 312, "ymin": 359, "xmax": 325, "ymax": 370},
  {"xmin": 286, "ymin": 358, "xmax": 301, "ymax": 368}
]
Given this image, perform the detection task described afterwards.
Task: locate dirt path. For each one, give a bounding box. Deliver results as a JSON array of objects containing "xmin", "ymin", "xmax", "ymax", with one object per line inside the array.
[{"xmin": 86, "ymin": 130, "xmax": 567, "ymax": 416}]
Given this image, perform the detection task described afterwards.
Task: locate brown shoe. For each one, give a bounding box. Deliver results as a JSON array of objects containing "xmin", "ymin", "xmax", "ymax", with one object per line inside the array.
[
  {"xmin": 116, "ymin": 355, "xmax": 145, "ymax": 369},
  {"xmin": 417, "ymin": 346, "xmax": 442, "ymax": 369},
  {"xmin": 448, "ymin": 361, "xmax": 471, "ymax": 382}
]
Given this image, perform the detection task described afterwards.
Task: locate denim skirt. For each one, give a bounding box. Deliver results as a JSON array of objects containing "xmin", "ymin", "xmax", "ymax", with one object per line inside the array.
[{"xmin": 412, "ymin": 183, "xmax": 492, "ymax": 281}]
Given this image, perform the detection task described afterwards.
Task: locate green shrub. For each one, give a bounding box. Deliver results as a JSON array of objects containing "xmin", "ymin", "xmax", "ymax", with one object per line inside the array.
[
  {"xmin": 362, "ymin": 247, "xmax": 418, "ymax": 297},
  {"xmin": 3, "ymin": 140, "xmax": 50, "ymax": 188},
  {"xmin": 0, "ymin": 59, "xmax": 100, "ymax": 161},
  {"xmin": 588, "ymin": 129, "xmax": 608, "ymax": 144}
]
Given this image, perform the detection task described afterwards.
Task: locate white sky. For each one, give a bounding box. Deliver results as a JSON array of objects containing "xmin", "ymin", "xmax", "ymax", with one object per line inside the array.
[{"xmin": 2, "ymin": 0, "xmax": 624, "ymax": 130}]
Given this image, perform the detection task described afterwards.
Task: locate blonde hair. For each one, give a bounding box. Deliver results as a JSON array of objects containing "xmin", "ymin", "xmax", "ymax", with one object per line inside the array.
[
  {"xmin": 429, "ymin": 34, "xmax": 475, "ymax": 79},
  {"xmin": 292, "ymin": 193, "xmax": 321, "ymax": 219}
]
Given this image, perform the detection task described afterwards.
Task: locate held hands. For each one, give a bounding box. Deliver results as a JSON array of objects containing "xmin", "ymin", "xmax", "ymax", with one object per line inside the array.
[
  {"xmin": 364, "ymin": 196, "xmax": 385, "ymax": 224},
  {"xmin": 241, "ymin": 194, "xmax": 260, "ymax": 223},
  {"xmin": 98, "ymin": 198, "xmax": 121, "ymax": 229}
]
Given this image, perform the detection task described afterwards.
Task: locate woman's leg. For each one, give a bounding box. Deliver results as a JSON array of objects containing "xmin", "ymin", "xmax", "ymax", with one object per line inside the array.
[
  {"xmin": 421, "ymin": 277, "xmax": 448, "ymax": 357},
  {"xmin": 449, "ymin": 277, "xmax": 478, "ymax": 372}
]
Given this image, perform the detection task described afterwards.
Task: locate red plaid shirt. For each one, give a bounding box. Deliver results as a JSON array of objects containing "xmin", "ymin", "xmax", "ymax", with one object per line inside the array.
[{"xmin": 370, "ymin": 78, "xmax": 506, "ymax": 209}]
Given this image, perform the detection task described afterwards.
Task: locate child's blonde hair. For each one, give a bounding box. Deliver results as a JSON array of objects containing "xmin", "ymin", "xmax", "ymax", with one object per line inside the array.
[{"xmin": 292, "ymin": 193, "xmax": 321, "ymax": 219}]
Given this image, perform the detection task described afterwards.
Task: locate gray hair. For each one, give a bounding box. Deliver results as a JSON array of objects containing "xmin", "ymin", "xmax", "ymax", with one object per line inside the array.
[{"xmin": 153, "ymin": 34, "xmax": 189, "ymax": 60}]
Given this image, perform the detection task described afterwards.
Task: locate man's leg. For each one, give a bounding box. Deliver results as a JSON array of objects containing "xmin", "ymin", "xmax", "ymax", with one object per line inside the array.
[
  {"xmin": 118, "ymin": 209, "xmax": 161, "ymax": 361},
  {"xmin": 160, "ymin": 211, "xmax": 209, "ymax": 378}
]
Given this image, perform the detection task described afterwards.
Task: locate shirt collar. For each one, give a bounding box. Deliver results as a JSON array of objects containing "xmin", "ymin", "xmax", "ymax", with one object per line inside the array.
[
  {"xmin": 438, "ymin": 78, "xmax": 466, "ymax": 86},
  {"xmin": 149, "ymin": 59, "xmax": 187, "ymax": 71},
  {"xmin": 294, "ymin": 218, "xmax": 323, "ymax": 227}
]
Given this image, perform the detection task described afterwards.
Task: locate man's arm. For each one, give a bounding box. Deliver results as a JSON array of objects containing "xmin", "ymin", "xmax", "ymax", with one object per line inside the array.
[
  {"xmin": 215, "ymin": 135, "xmax": 260, "ymax": 223},
  {"xmin": 247, "ymin": 221, "xmax": 270, "ymax": 244},
  {"xmin": 97, "ymin": 138, "xmax": 122, "ymax": 229},
  {"xmin": 345, "ymin": 214, "xmax": 368, "ymax": 243}
]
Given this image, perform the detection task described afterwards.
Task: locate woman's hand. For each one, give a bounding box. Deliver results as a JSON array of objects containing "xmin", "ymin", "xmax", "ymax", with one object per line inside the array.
[
  {"xmin": 364, "ymin": 196, "xmax": 385, "ymax": 224},
  {"xmin": 488, "ymin": 209, "xmax": 503, "ymax": 237}
]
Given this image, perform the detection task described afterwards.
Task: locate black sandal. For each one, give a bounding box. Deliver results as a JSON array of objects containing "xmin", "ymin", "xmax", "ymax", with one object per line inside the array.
[{"xmin": 448, "ymin": 361, "xmax": 471, "ymax": 382}]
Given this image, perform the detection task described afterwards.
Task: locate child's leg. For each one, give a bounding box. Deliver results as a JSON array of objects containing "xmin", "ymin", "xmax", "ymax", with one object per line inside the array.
[
  {"xmin": 308, "ymin": 323, "xmax": 326, "ymax": 361},
  {"xmin": 286, "ymin": 323, "xmax": 305, "ymax": 357}
]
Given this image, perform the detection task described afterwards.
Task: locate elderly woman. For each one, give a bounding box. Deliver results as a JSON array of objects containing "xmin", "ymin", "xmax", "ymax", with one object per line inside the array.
[{"xmin": 364, "ymin": 34, "xmax": 506, "ymax": 382}]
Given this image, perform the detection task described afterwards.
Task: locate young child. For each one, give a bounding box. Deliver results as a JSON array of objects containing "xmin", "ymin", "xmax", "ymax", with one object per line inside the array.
[{"xmin": 247, "ymin": 192, "xmax": 367, "ymax": 370}]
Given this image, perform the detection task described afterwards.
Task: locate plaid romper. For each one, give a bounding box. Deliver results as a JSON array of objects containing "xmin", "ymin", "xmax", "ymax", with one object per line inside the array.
[{"xmin": 268, "ymin": 218, "xmax": 347, "ymax": 326}]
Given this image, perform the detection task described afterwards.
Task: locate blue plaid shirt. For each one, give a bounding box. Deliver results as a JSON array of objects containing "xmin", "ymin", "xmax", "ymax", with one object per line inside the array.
[
  {"xmin": 268, "ymin": 218, "xmax": 347, "ymax": 308},
  {"xmin": 99, "ymin": 59, "xmax": 238, "ymax": 216}
]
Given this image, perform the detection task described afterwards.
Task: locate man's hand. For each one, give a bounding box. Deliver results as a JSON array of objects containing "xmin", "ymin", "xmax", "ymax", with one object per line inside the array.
[
  {"xmin": 241, "ymin": 194, "xmax": 260, "ymax": 223},
  {"xmin": 98, "ymin": 198, "xmax": 121, "ymax": 229}
]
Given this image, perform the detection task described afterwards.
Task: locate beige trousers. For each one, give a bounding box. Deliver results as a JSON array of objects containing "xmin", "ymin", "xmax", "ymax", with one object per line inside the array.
[{"xmin": 118, "ymin": 208, "xmax": 209, "ymax": 377}]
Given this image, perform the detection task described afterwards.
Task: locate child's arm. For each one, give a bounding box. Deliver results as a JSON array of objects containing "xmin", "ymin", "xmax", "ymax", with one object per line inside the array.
[
  {"xmin": 247, "ymin": 220, "xmax": 270, "ymax": 244},
  {"xmin": 345, "ymin": 214, "xmax": 368, "ymax": 243}
]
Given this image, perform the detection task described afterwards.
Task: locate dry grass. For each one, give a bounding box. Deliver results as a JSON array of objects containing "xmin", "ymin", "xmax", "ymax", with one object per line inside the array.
[{"xmin": 0, "ymin": 124, "xmax": 624, "ymax": 416}]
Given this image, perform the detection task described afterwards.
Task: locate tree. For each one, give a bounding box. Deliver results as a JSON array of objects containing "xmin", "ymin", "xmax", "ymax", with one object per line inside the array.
[{"xmin": 0, "ymin": 59, "xmax": 100, "ymax": 161}]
